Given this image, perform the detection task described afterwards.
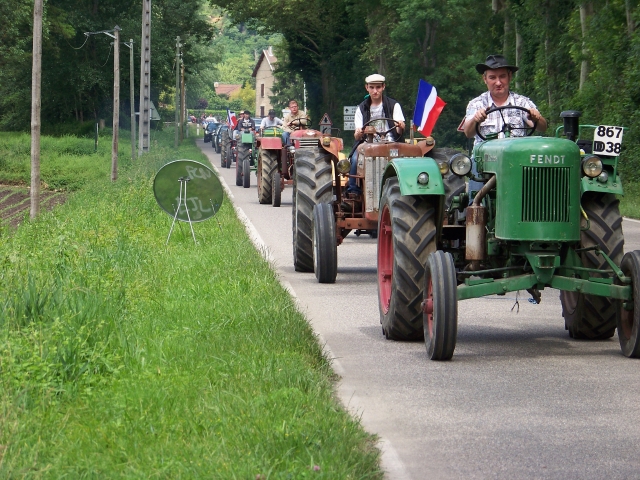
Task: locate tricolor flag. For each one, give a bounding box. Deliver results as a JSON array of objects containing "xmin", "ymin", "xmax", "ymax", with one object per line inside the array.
[
  {"xmin": 227, "ymin": 109, "xmax": 237, "ymax": 129},
  {"xmin": 413, "ymin": 80, "xmax": 446, "ymax": 137}
]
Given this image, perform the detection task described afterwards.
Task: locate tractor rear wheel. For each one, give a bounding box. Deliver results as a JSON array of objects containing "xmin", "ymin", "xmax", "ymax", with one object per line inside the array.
[
  {"xmin": 258, "ymin": 149, "xmax": 277, "ymax": 204},
  {"xmin": 617, "ymin": 251, "xmax": 640, "ymax": 357},
  {"xmin": 220, "ymin": 130, "xmax": 229, "ymax": 167},
  {"xmin": 292, "ymin": 147, "xmax": 333, "ymax": 272},
  {"xmin": 377, "ymin": 176, "xmax": 437, "ymax": 340},
  {"xmin": 424, "ymin": 250, "xmax": 458, "ymax": 360},
  {"xmin": 560, "ymin": 192, "xmax": 624, "ymax": 339},
  {"xmin": 272, "ymin": 171, "xmax": 281, "ymax": 207},
  {"xmin": 313, "ymin": 203, "xmax": 338, "ymax": 283}
]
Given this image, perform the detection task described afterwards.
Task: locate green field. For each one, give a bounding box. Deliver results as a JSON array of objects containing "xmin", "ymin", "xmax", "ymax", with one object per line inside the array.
[{"xmin": 0, "ymin": 131, "xmax": 381, "ymax": 478}]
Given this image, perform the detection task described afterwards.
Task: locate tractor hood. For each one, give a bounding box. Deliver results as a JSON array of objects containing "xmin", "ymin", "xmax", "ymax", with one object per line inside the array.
[{"xmin": 475, "ymin": 137, "xmax": 581, "ymax": 242}]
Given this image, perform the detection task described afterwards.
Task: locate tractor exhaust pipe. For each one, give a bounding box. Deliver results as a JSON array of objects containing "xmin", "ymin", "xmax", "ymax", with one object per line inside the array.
[{"xmin": 466, "ymin": 176, "xmax": 496, "ymax": 268}]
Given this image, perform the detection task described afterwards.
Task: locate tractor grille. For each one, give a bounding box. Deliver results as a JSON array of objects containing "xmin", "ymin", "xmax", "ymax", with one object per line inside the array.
[
  {"xmin": 521, "ymin": 166, "xmax": 570, "ymax": 222},
  {"xmin": 365, "ymin": 157, "xmax": 389, "ymax": 213},
  {"xmin": 297, "ymin": 138, "xmax": 319, "ymax": 149}
]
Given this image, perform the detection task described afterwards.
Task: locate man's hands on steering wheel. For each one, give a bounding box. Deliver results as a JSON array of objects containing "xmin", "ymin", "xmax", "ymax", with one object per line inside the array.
[
  {"xmin": 359, "ymin": 117, "xmax": 404, "ymax": 141},
  {"xmin": 475, "ymin": 105, "xmax": 538, "ymax": 141},
  {"xmin": 288, "ymin": 117, "xmax": 311, "ymax": 130}
]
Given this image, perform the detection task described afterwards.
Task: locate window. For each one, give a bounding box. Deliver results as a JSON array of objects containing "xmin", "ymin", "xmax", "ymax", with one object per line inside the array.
[
  {"xmin": 260, "ymin": 106, "xmax": 265, "ymax": 117},
  {"xmin": 261, "ymin": 84, "xmax": 265, "ymax": 98}
]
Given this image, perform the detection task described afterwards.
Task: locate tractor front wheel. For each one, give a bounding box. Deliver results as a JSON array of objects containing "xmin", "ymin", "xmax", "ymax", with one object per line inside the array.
[
  {"xmin": 220, "ymin": 130, "xmax": 229, "ymax": 167},
  {"xmin": 617, "ymin": 251, "xmax": 640, "ymax": 357},
  {"xmin": 560, "ymin": 192, "xmax": 623, "ymax": 339},
  {"xmin": 258, "ymin": 149, "xmax": 277, "ymax": 204},
  {"xmin": 313, "ymin": 203, "xmax": 337, "ymax": 283},
  {"xmin": 377, "ymin": 176, "xmax": 437, "ymax": 340},
  {"xmin": 424, "ymin": 250, "xmax": 458, "ymax": 360},
  {"xmin": 243, "ymin": 159, "xmax": 251, "ymax": 188},
  {"xmin": 292, "ymin": 148, "xmax": 333, "ymax": 272},
  {"xmin": 273, "ymin": 171, "xmax": 282, "ymax": 207}
]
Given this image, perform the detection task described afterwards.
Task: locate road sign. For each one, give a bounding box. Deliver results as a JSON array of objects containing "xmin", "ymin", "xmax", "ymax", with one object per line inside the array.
[
  {"xmin": 344, "ymin": 121, "xmax": 355, "ymax": 131},
  {"xmin": 344, "ymin": 106, "xmax": 356, "ymax": 115},
  {"xmin": 344, "ymin": 115, "xmax": 355, "ymax": 122},
  {"xmin": 319, "ymin": 113, "xmax": 332, "ymax": 126}
]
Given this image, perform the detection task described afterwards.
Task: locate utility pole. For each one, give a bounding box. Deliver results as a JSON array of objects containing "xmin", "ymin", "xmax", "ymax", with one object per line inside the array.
[
  {"xmin": 111, "ymin": 25, "xmax": 120, "ymax": 182},
  {"xmin": 138, "ymin": 0, "xmax": 151, "ymax": 155},
  {"xmin": 180, "ymin": 60, "xmax": 185, "ymax": 141},
  {"xmin": 126, "ymin": 39, "xmax": 136, "ymax": 161},
  {"xmin": 175, "ymin": 36, "xmax": 180, "ymax": 148},
  {"xmin": 30, "ymin": 0, "xmax": 43, "ymax": 219}
]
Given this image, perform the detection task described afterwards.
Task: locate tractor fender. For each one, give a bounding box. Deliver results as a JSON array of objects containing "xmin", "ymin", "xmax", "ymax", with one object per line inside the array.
[
  {"xmin": 382, "ymin": 157, "xmax": 445, "ymax": 197},
  {"xmin": 320, "ymin": 137, "xmax": 344, "ymax": 160},
  {"xmin": 581, "ymin": 176, "xmax": 624, "ymax": 196},
  {"xmin": 258, "ymin": 137, "xmax": 282, "ymax": 149}
]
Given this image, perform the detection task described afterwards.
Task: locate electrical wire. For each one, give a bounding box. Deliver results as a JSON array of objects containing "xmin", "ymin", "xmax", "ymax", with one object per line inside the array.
[
  {"xmin": 99, "ymin": 43, "xmax": 113, "ymax": 67},
  {"xmin": 66, "ymin": 34, "xmax": 89, "ymax": 50}
]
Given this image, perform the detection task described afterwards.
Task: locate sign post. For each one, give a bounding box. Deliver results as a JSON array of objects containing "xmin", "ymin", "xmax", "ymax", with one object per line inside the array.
[{"xmin": 343, "ymin": 106, "xmax": 356, "ymax": 131}]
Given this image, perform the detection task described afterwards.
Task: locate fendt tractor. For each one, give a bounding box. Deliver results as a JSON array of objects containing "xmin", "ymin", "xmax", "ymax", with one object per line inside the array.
[
  {"xmin": 293, "ymin": 117, "xmax": 464, "ymax": 284},
  {"xmin": 377, "ymin": 107, "xmax": 640, "ymax": 361},
  {"xmin": 255, "ymin": 120, "xmax": 307, "ymax": 207}
]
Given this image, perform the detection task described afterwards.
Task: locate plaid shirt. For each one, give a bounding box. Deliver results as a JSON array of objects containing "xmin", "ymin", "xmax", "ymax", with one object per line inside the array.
[{"xmin": 465, "ymin": 91, "xmax": 537, "ymax": 146}]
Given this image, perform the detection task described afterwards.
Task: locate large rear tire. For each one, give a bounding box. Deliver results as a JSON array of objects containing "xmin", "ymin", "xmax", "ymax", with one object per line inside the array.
[
  {"xmin": 221, "ymin": 130, "xmax": 229, "ymax": 167},
  {"xmin": 292, "ymin": 148, "xmax": 333, "ymax": 272},
  {"xmin": 272, "ymin": 171, "xmax": 281, "ymax": 207},
  {"xmin": 377, "ymin": 177, "xmax": 437, "ymax": 340},
  {"xmin": 424, "ymin": 251, "xmax": 458, "ymax": 360},
  {"xmin": 617, "ymin": 251, "xmax": 640, "ymax": 357},
  {"xmin": 235, "ymin": 146, "xmax": 243, "ymax": 186},
  {"xmin": 560, "ymin": 192, "xmax": 624, "ymax": 339},
  {"xmin": 313, "ymin": 203, "xmax": 338, "ymax": 283},
  {"xmin": 258, "ymin": 149, "xmax": 277, "ymax": 204}
]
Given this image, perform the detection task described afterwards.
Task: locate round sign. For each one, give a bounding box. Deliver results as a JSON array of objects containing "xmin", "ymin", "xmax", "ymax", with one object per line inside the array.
[{"xmin": 153, "ymin": 159, "xmax": 223, "ymax": 222}]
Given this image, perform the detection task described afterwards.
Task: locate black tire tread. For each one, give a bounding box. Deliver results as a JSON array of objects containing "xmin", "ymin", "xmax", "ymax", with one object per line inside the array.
[
  {"xmin": 379, "ymin": 177, "xmax": 437, "ymax": 340},
  {"xmin": 293, "ymin": 148, "xmax": 333, "ymax": 272},
  {"xmin": 258, "ymin": 149, "xmax": 277, "ymax": 204}
]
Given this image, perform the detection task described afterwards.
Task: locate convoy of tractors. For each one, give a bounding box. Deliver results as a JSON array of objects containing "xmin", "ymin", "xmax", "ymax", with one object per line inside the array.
[{"xmin": 208, "ymin": 106, "xmax": 640, "ymax": 362}]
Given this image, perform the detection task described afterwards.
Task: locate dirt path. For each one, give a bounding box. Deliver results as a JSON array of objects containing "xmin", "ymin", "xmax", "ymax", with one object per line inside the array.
[{"xmin": 0, "ymin": 186, "xmax": 66, "ymax": 228}]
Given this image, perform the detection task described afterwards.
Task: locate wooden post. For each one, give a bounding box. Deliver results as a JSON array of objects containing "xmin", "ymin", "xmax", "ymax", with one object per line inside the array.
[
  {"xmin": 112, "ymin": 25, "xmax": 120, "ymax": 182},
  {"xmin": 129, "ymin": 39, "xmax": 135, "ymax": 161},
  {"xmin": 30, "ymin": 0, "xmax": 43, "ymax": 219},
  {"xmin": 175, "ymin": 36, "xmax": 180, "ymax": 148}
]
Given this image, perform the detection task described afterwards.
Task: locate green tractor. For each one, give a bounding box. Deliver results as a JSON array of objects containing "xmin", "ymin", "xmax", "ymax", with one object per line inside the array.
[
  {"xmin": 235, "ymin": 129, "xmax": 257, "ymax": 188},
  {"xmin": 377, "ymin": 107, "xmax": 639, "ymax": 360}
]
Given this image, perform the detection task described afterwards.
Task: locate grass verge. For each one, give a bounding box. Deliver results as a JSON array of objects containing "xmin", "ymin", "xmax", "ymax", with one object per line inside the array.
[{"xmin": 0, "ymin": 130, "xmax": 381, "ymax": 478}]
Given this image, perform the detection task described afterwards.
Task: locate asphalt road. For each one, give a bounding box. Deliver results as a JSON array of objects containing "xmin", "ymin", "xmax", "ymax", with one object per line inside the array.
[{"xmin": 198, "ymin": 139, "xmax": 640, "ymax": 479}]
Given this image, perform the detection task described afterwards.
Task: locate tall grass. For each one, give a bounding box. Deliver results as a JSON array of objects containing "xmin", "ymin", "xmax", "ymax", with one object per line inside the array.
[{"xmin": 0, "ymin": 130, "xmax": 381, "ymax": 478}]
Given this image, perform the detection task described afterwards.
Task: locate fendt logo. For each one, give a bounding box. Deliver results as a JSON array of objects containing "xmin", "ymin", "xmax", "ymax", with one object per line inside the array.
[{"xmin": 530, "ymin": 154, "xmax": 566, "ymax": 165}]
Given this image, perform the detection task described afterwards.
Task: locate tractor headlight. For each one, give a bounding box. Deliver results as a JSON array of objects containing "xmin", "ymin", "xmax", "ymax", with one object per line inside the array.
[
  {"xmin": 337, "ymin": 158, "xmax": 351, "ymax": 174},
  {"xmin": 322, "ymin": 136, "xmax": 331, "ymax": 146},
  {"xmin": 417, "ymin": 172, "xmax": 429, "ymax": 185},
  {"xmin": 436, "ymin": 160, "xmax": 449, "ymax": 175},
  {"xmin": 582, "ymin": 155, "xmax": 603, "ymax": 178},
  {"xmin": 288, "ymin": 145, "xmax": 296, "ymax": 153},
  {"xmin": 449, "ymin": 153, "xmax": 472, "ymax": 176},
  {"xmin": 597, "ymin": 170, "xmax": 609, "ymax": 183}
]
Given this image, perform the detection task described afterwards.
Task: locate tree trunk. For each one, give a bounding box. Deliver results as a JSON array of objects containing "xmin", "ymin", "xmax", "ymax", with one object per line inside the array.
[
  {"xmin": 503, "ymin": 6, "xmax": 512, "ymax": 61},
  {"xmin": 579, "ymin": 2, "xmax": 593, "ymax": 91},
  {"xmin": 626, "ymin": 0, "xmax": 636, "ymax": 36},
  {"xmin": 515, "ymin": 19, "xmax": 522, "ymax": 90},
  {"xmin": 30, "ymin": 0, "xmax": 43, "ymax": 220}
]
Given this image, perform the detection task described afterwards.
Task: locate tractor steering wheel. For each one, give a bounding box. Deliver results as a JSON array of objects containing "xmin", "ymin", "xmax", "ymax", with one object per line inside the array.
[
  {"xmin": 362, "ymin": 117, "xmax": 403, "ymax": 139},
  {"xmin": 288, "ymin": 117, "xmax": 311, "ymax": 130},
  {"xmin": 475, "ymin": 105, "xmax": 537, "ymax": 141}
]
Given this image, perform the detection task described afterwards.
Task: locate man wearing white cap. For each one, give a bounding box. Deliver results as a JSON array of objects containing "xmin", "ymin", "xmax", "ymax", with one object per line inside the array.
[{"xmin": 347, "ymin": 74, "xmax": 406, "ymax": 194}]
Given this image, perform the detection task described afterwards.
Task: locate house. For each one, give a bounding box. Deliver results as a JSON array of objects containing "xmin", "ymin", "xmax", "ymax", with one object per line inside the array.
[
  {"xmin": 252, "ymin": 47, "xmax": 277, "ymax": 118},
  {"xmin": 214, "ymin": 83, "xmax": 241, "ymax": 98}
]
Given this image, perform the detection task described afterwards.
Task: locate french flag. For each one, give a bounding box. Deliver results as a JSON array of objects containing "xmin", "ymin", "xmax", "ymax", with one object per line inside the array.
[
  {"xmin": 227, "ymin": 109, "xmax": 237, "ymax": 129},
  {"xmin": 413, "ymin": 80, "xmax": 446, "ymax": 137}
]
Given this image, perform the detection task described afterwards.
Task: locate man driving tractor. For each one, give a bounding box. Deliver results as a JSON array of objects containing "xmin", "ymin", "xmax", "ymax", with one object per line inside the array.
[
  {"xmin": 282, "ymin": 100, "xmax": 307, "ymax": 145},
  {"xmin": 234, "ymin": 110, "xmax": 255, "ymax": 139}
]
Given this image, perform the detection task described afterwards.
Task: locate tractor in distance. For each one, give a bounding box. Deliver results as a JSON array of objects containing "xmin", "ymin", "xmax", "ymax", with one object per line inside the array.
[
  {"xmin": 377, "ymin": 107, "xmax": 640, "ymax": 361},
  {"xmin": 295, "ymin": 117, "xmax": 464, "ymax": 284},
  {"xmin": 234, "ymin": 125, "xmax": 257, "ymax": 188}
]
